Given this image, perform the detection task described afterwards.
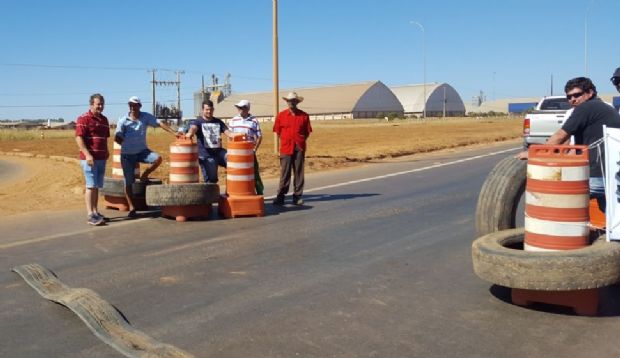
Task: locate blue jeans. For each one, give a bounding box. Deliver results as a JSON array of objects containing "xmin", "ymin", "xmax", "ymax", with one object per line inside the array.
[
  {"xmin": 80, "ymin": 160, "xmax": 106, "ymax": 188},
  {"xmin": 199, "ymin": 149, "xmax": 227, "ymax": 183},
  {"xmin": 120, "ymin": 149, "xmax": 160, "ymax": 186},
  {"xmin": 590, "ymin": 177, "xmax": 606, "ymax": 213}
]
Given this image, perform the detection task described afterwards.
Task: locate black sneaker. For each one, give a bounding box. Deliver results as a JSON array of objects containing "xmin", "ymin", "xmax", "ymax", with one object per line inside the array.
[
  {"xmin": 273, "ymin": 195, "xmax": 285, "ymax": 206},
  {"xmin": 127, "ymin": 210, "xmax": 138, "ymax": 218},
  {"xmin": 292, "ymin": 196, "xmax": 304, "ymax": 205}
]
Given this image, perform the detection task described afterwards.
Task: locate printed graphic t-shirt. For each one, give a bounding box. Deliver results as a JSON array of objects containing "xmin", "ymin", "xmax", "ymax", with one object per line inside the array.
[{"xmin": 189, "ymin": 117, "xmax": 228, "ymax": 157}]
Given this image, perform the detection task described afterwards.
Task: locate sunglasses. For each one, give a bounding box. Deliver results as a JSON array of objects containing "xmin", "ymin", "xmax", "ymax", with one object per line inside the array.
[
  {"xmin": 611, "ymin": 77, "xmax": 620, "ymax": 86},
  {"xmin": 566, "ymin": 91, "xmax": 585, "ymax": 100}
]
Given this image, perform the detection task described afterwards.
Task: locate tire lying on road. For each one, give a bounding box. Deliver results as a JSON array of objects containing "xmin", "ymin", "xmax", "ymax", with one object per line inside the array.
[
  {"xmin": 472, "ymin": 228, "xmax": 620, "ymax": 290},
  {"xmin": 100, "ymin": 177, "xmax": 163, "ymax": 197},
  {"xmin": 146, "ymin": 183, "xmax": 220, "ymax": 206},
  {"xmin": 475, "ymin": 156, "xmax": 526, "ymax": 236}
]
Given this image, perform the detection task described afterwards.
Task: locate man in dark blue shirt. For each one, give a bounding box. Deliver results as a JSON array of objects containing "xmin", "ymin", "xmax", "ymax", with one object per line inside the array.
[{"xmin": 185, "ymin": 100, "xmax": 233, "ymax": 183}]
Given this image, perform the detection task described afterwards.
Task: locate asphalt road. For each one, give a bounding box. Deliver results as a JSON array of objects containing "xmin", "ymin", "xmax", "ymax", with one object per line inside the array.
[{"xmin": 2, "ymin": 143, "xmax": 620, "ymax": 358}]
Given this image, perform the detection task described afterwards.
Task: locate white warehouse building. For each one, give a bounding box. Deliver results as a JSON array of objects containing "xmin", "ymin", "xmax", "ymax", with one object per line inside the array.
[
  {"xmin": 194, "ymin": 81, "xmax": 404, "ymax": 120},
  {"xmin": 390, "ymin": 83, "xmax": 466, "ymax": 117}
]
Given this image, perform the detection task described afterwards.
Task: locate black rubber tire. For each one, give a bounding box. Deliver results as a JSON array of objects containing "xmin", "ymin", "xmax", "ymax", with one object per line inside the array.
[
  {"xmin": 472, "ymin": 228, "xmax": 620, "ymax": 290},
  {"xmin": 146, "ymin": 183, "xmax": 220, "ymax": 206},
  {"xmin": 475, "ymin": 156, "xmax": 527, "ymax": 236},
  {"xmin": 100, "ymin": 177, "xmax": 162, "ymax": 197}
]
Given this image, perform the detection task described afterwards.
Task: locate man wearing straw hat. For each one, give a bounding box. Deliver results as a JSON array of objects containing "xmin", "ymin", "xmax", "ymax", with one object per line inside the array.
[{"xmin": 273, "ymin": 92, "xmax": 312, "ymax": 206}]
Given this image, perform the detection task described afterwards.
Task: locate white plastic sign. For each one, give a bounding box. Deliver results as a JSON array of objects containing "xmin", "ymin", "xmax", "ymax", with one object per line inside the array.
[{"xmin": 604, "ymin": 126, "xmax": 620, "ymax": 241}]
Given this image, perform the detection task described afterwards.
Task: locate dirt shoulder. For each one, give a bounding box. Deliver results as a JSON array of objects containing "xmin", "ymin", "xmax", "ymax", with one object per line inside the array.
[
  {"xmin": 0, "ymin": 156, "xmax": 84, "ymax": 216},
  {"xmin": 0, "ymin": 138, "xmax": 521, "ymax": 217}
]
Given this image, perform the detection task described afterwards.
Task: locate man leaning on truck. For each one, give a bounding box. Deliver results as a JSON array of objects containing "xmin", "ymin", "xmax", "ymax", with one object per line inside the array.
[{"xmin": 516, "ymin": 77, "xmax": 620, "ymax": 212}]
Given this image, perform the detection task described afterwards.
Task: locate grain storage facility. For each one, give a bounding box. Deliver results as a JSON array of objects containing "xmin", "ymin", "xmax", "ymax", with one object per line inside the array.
[
  {"xmin": 193, "ymin": 81, "xmax": 404, "ymax": 120},
  {"xmin": 390, "ymin": 83, "xmax": 466, "ymax": 117}
]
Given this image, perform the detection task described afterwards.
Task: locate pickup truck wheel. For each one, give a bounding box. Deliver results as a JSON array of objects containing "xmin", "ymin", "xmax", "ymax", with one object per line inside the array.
[
  {"xmin": 475, "ymin": 156, "xmax": 526, "ymax": 236},
  {"xmin": 472, "ymin": 228, "xmax": 620, "ymax": 290},
  {"xmin": 146, "ymin": 183, "xmax": 220, "ymax": 206}
]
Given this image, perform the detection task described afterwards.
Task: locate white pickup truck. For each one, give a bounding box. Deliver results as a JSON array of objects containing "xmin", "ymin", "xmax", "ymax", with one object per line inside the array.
[{"xmin": 522, "ymin": 96, "xmax": 572, "ymax": 147}]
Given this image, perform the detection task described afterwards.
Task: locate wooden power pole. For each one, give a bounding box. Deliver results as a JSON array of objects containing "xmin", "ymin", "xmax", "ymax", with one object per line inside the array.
[{"xmin": 273, "ymin": 0, "xmax": 279, "ymax": 154}]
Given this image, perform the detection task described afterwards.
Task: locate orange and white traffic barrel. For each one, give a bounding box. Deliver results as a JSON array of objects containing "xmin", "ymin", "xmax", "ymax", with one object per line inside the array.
[
  {"xmin": 225, "ymin": 135, "xmax": 255, "ymax": 196},
  {"xmin": 218, "ymin": 134, "xmax": 264, "ymax": 218},
  {"xmin": 169, "ymin": 138, "xmax": 199, "ymax": 184},
  {"xmin": 524, "ymin": 145, "xmax": 590, "ymax": 252},
  {"xmin": 112, "ymin": 142, "xmax": 139, "ymax": 180}
]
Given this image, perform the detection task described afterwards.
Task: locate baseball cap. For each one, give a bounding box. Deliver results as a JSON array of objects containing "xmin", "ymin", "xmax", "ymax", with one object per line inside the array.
[
  {"xmin": 128, "ymin": 96, "xmax": 141, "ymax": 104},
  {"xmin": 235, "ymin": 99, "xmax": 250, "ymax": 108},
  {"xmin": 613, "ymin": 67, "xmax": 620, "ymax": 78}
]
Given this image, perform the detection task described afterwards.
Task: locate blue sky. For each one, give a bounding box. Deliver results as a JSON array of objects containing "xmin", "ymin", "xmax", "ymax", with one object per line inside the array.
[{"xmin": 1, "ymin": 0, "xmax": 618, "ymax": 120}]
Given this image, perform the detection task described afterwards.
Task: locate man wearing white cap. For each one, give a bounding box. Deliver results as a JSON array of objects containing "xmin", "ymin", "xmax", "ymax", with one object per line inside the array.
[
  {"xmin": 115, "ymin": 96, "xmax": 176, "ymax": 217},
  {"xmin": 228, "ymin": 99, "xmax": 264, "ymax": 195},
  {"xmin": 273, "ymin": 92, "xmax": 312, "ymax": 205}
]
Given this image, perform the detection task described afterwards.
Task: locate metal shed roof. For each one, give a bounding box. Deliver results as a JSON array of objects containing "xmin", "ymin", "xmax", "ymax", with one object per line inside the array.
[
  {"xmin": 390, "ymin": 83, "xmax": 466, "ymax": 114},
  {"xmin": 197, "ymin": 81, "xmax": 404, "ymax": 118}
]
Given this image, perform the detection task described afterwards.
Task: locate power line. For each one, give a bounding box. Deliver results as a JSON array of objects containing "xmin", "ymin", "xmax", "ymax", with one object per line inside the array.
[
  {"xmin": 0, "ymin": 63, "xmax": 178, "ymax": 72},
  {"xmin": 0, "ymin": 63, "xmax": 333, "ymax": 86},
  {"xmin": 0, "ymin": 102, "xmax": 146, "ymax": 108},
  {"xmin": 0, "ymin": 90, "xmax": 148, "ymax": 96}
]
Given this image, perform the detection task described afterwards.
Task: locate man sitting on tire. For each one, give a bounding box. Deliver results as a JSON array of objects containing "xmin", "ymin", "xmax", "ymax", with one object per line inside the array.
[
  {"xmin": 115, "ymin": 96, "xmax": 177, "ymax": 218},
  {"xmin": 517, "ymin": 77, "xmax": 620, "ymax": 212}
]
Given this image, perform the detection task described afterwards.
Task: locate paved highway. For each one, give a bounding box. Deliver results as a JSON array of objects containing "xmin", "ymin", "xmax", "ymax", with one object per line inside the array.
[{"xmin": 2, "ymin": 142, "xmax": 620, "ymax": 357}]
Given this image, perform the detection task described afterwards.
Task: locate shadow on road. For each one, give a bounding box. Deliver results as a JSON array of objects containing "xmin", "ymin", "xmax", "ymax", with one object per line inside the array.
[
  {"xmin": 301, "ymin": 193, "xmax": 380, "ymax": 203},
  {"xmin": 103, "ymin": 210, "xmax": 161, "ymax": 223},
  {"xmin": 263, "ymin": 193, "xmax": 380, "ymax": 216},
  {"xmin": 489, "ymin": 284, "xmax": 620, "ymax": 317}
]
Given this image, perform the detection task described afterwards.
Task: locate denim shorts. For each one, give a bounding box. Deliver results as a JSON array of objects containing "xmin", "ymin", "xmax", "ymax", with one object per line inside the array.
[
  {"xmin": 80, "ymin": 159, "xmax": 106, "ymax": 188},
  {"xmin": 121, "ymin": 149, "xmax": 160, "ymax": 186}
]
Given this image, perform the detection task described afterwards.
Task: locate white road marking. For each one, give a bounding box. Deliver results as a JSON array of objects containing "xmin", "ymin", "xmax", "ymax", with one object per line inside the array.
[
  {"xmin": 265, "ymin": 147, "xmax": 521, "ymax": 199},
  {"xmin": 0, "ymin": 218, "xmax": 151, "ymax": 250}
]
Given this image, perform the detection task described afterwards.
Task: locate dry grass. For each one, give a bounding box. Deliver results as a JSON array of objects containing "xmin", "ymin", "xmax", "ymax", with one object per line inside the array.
[{"xmin": 0, "ymin": 117, "xmax": 522, "ymax": 180}]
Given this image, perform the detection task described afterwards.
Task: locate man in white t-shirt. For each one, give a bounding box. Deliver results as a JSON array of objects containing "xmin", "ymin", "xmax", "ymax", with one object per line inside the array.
[{"xmin": 228, "ymin": 100, "xmax": 264, "ymax": 195}]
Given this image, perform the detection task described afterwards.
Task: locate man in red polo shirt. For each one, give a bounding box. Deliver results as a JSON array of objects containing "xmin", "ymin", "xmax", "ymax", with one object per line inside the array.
[
  {"xmin": 75, "ymin": 93, "xmax": 110, "ymax": 226},
  {"xmin": 273, "ymin": 92, "xmax": 312, "ymax": 205}
]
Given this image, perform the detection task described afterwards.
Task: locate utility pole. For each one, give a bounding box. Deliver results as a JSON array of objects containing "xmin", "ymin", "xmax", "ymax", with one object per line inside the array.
[
  {"xmin": 149, "ymin": 69, "xmax": 157, "ymax": 115},
  {"xmin": 149, "ymin": 69, "xmax": 184, "ymax": 125},
  {"xmin": 176, "ymin": 70, "xmax": 183, "ymax": 122},
  {"xmin": 492, "ymin": 71, "xmax": 496, "ymax": 101},
  {"xmin": 273, "ymin": 0, "xmax": 280, "ymax": 154},
  {"xmin": 585, "ymin": 0, "xmax": 595, "ymax": 76},
  {"xmin": 550, "ymin": 74, "xmax": 554, "ymax": 95},
  {"xmin": 443, "ymin": 86, "xmax": 446, "ymax": 118},
  {"xmin": 201, "ymin": 75, "xmax": 206, "ymax": 102},
  {"xmin": 410, "ymin": 21, "xmax": 426, "ymax": 118}
]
